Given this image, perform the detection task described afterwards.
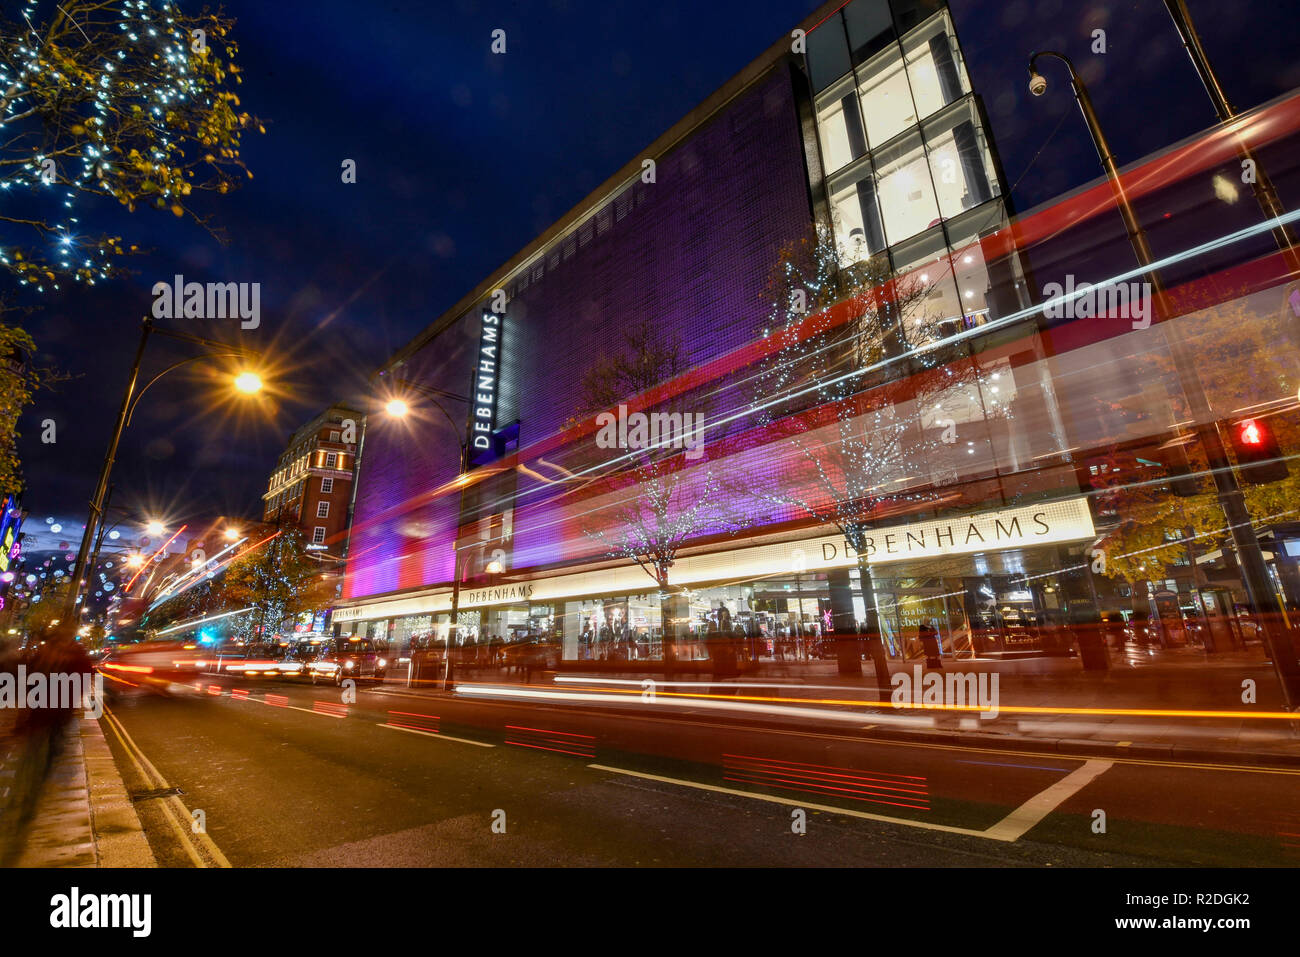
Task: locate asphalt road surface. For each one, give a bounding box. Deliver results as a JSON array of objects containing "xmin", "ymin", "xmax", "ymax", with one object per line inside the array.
[{"xmin": 97, "ymin": 672, "xmax": 1300, "ymax": 867}]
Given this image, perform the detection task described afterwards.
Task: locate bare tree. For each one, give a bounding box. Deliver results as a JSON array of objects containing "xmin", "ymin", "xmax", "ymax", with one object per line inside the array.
[
  {"xmin": 754, "ymin": 223, "xmax": 994, "ymax": 683},
  {"xmin": 575, "ymin": 319, "xmax": 750, "ymax": 667}
]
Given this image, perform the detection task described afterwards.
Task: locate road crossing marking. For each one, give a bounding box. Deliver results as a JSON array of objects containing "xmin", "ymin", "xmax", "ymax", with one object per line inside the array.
[
  {"xmin": 589, "ymin": 758, "xmax": 1114, "ymax": 843},
  {"xmin": 983, "ymin": 759, "xmax": 1113, "ymax": 841}
]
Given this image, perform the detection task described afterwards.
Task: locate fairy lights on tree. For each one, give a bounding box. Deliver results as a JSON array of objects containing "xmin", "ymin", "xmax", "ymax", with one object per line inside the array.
[
  {"xmin": 754, "ymin": 223, "xmax": 1000, "ymax": 679},
  {"xmin": 577, "ymin": 318, "xmax": 751, "ymax": 665},
  {"xmin": 0, "ymin": 0, "xmax": 260, "ymax": 291}
]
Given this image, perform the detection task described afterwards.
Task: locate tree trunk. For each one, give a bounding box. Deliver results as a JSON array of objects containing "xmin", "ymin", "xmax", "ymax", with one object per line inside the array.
[
  {"xmin": 856, "ymin": 556, "xmax": 893, "ymax": 695},
  {"xmin": 659, "ymin": 587, "xmax": 685, "ymax": 678},
  {"xmin": 826, "ymin": 567, "xmax": 862, "ymax": 677}
]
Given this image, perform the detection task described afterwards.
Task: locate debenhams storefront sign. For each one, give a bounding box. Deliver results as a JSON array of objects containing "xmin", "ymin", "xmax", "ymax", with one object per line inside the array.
[{"xmin": 334, "ymin": 497, "xmax": 1095, "ymax": 623}]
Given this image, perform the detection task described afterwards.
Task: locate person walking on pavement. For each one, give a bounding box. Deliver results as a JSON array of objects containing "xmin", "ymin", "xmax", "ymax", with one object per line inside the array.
[{"xmin": 918, "ymin": 618, "xmax": 942, "ymax": 670}]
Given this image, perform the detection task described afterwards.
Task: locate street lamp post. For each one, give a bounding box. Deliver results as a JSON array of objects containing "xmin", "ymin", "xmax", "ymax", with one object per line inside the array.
[
  {"xmin": 63, "ymin": 317, "xmax": 262, "ymax": 629},
  {"xmin": 381, "ymin": 378, "xmax": 470, "ymax": 690},
  {"xmin": 1161, "ymin": 0, "xmax": 1298, "ymax": 263},
  {"xmin": 1027, "ymin": 51, "xmax": 1300, "ymax": 709}
]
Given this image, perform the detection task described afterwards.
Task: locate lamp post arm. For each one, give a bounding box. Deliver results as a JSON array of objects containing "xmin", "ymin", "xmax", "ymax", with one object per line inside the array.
[{"xmin": 125, "ymin": 351, "xmax": 251, "ymax": 427}]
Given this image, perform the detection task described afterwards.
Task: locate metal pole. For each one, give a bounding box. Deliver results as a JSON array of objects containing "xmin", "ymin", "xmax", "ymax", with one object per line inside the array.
[
  {"xmin": 443, "ymin": 439, "xmax": 468, "ymax": 691},
  {"xmin": 1161, "ymin": 0, "xmax": 1299, "ymax": 262},
  {"xmin": 1030, "ymin": 52, "xmax": 1300, "ymax": 708},
  {"xmin": 65, "ymin": 319, "xmax": 152, "ymax": 630}
]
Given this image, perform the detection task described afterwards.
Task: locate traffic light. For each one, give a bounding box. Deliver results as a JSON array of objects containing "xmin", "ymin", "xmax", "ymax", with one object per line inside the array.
[{"xmin": 1227, "ymin": 417, "xmax": 1288, "ymax": 486}]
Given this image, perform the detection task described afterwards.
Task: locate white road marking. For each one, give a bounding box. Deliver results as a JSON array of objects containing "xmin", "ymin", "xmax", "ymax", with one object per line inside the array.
[
  {"xmin": 983, "ymin": 759, "xmax": 1114, "ymax": 841},
  {"xmin": 377, "ymin": 723, "xmax": 495, "ymax": 748},
  {"xmin": 589, "ymin": 758, "xmax": 1113, "ymax": 844}
]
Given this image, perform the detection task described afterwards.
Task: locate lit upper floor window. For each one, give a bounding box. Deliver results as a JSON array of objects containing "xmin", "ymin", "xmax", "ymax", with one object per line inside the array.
[{"xmin": 811, "ymin": 6, "xmax": 971, "ymax": 178}]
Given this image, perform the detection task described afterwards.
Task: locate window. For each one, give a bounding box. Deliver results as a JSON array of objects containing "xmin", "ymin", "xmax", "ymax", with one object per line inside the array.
[
  {"xmin": 321, "ymin": 477, "xmax": 334, "ymax": 494},
  {"xmin": 873, "ymin": 131, "xmax": 940, "ymax": 246},
  {"xmin": 805, "ymin": 7, "xmax": 851, "ymax": 93},
  {"xmin": 923, "ymin": 100, "xmax": 997, "ymax": 221},
  {"xmin": 829, "ymin": 164, "xmax": 886, "ymax": 261},
  {"xmin": 815, "ymin": 76, "xmax": 868, "ymax": 174},
  {"xmin": 325, "ymin": 452, "xmax": 338, "ymax": 469},
  {"xmin": 317, "ymin": 501, "xmax": 330, "ymax": 518},
  {"xmin": 903, "ymin": 15, "xmax": 969, "ymax": 123},
  {"xmin": 329, "ymin": 431, "xmax": 340, "ymax": 442},
  {"xmin": 312, "ymin": 527, "xmax": 326, "ymax": 545},
  {"xmin": 856, "ymin": 45, "xmax": 914, "ymax": 148}
]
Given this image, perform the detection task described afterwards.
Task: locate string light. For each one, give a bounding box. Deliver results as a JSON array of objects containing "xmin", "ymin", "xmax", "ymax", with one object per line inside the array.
[{"xmin": 0, "ymin": 0, "xmax": 258, "ymax": 289}]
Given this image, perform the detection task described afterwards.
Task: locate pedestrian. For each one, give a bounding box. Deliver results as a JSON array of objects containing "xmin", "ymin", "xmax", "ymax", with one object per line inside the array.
[
  {"xmin": 918, "ymin": 619, "xmax": 942, "ymax": 670},
  {"xmin": 709, "ymin": 607, "xmax": 740, "ymax": 685}
]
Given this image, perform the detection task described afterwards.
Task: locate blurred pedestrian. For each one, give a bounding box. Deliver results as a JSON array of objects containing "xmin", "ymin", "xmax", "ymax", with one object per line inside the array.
[{"xmin": 918, "ymin": 619, "xmax": 942, "ymax": 670}]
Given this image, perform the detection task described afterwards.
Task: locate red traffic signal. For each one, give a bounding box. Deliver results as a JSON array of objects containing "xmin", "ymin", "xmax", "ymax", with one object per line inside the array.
[
  {"xmin": 1228, "ymin": 417, "xmax": 1287, "ymax": 485},
  {"xmin": 1238, "ymin": 419, "xmax": 1265, "ymax": 446}
]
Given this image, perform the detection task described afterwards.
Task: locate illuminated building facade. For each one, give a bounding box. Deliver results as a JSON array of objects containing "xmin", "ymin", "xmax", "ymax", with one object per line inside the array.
[{"xmin": 339, "ymin": 0, "xmax": 1300, "ymax": 675}]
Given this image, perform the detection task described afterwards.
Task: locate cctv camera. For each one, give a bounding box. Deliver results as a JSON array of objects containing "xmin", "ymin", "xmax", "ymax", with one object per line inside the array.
[{"xmin": 1028, "ymin": 72, "xmax": 1047, "ymax": 96}]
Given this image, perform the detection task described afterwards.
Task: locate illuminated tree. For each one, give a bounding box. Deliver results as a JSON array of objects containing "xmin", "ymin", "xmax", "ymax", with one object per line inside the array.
[
  {"xmin": 221, "ymin": 527, "xmax": 335, "ymax": 640},
  {"xmin": 576, "ymin": 318, "xmax": 751, "ymax": 666},
  {"xmin": 0, "ymin": 0, "xmax": 259, "ymax": 291},
  {"xmin": 753, "ymin": 223, "xmax": 992, "ymax": 680}
]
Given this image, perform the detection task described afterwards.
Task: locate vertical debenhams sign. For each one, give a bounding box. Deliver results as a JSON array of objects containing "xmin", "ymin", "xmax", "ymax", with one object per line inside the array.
[{"xmin": 472, "ymin": 308, "xmax": 503, "ymax": 451}]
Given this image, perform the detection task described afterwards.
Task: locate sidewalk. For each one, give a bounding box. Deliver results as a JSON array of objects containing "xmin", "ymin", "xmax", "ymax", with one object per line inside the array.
[
  {"xmin": 0, "ymin": 713, "xmax": 154, "ymax": 868},
  {"xmin": 391, "ymin": 649, "xmax": 1300, "ymax": 766}
]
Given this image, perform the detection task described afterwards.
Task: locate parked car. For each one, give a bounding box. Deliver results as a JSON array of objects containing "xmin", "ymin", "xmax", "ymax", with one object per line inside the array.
[{"xmin": 308, "ymin": 637, "xmax": 388, "ymax": 685}]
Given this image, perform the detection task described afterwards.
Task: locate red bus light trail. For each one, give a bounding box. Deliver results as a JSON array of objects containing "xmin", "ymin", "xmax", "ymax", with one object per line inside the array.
[
  {"xmin": 724, "ymin": 754, "xmax": 931, "ymax": 811},
  {"xmin": 386, "ymin": 710, "xmax": 440, "ymax": 733},
  {"xmin": 505, "ymin": 725, "xmax": 596, "ymax": 758}
]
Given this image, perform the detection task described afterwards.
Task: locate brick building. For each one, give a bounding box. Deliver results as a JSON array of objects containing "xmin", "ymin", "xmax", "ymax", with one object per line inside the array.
[{"xmin": 263, "ymin": 404, "xmax": 363, "ymax": 554}]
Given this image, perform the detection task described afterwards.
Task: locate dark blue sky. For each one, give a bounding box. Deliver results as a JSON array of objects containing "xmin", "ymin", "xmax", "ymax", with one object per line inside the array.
[{"xmin": 14, "ymin": 0, "xmax": 1300, "ymax": 531}]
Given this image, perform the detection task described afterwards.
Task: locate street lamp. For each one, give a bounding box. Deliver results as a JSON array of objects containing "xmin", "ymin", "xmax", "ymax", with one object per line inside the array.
[
  {"xmin": 63, "ymin": 317, "xmax": 265, "ymax": 627},
  {"xmin": 1160, "ymin": 0, "xmax": 1296, "ymax": 260},
  {"xmin": 1027, "ymin": 50, "xmax": 1300, "ymax": 708},
  {"xmin": 380, "ymin": 376, "xmax": 470, "ymax": 689},
  {"xmin": 145, "ymin": 520, "xmax": 166, "ymax": 537},
  {"xmin": 234, "ymin": 371, "xmax": 263, "ymax": 394}
]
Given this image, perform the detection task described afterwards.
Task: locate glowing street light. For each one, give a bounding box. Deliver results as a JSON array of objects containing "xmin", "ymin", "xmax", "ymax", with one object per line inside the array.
[
  {"xmin": 234, "ymin": 371, "xmax": 263, "ymax": 394},
  {"xmin": 224, "ymin": 527, "xmax": 240, "ymax": 541},
  {"xmin": 145, "ymin": 520, "xmax": 165, "ymax": 536},
  {"xmin": 125, "ymin": 554, "xmax": 145, "ymax": 569},
  {"xmin": 385, "ymin": 398, "xmax": 410, "ymax": 418}
]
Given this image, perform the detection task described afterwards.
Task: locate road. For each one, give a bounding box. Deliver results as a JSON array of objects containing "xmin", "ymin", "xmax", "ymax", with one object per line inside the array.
[{"xmin": 96, "ymin": 671, "xmax": 1300, "ymax": 867}]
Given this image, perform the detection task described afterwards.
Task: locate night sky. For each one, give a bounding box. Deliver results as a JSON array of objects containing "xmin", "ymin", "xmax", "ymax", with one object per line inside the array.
[{"xmin": 12, "ymin": 0, "xmax": 1300, "ymax": 536}]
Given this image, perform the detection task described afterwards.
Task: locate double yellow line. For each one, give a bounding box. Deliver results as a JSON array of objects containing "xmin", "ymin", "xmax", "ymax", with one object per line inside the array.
[{"xmin": 101, "ymin": 708, "xmax": 231, "ymax": 868}]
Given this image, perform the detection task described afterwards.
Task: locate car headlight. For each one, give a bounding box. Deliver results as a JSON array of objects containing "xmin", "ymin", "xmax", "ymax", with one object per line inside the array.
[
  {"xmin": 344, "ymin": 660, "xmax": 354, "ymax": 669},
  {"xmin": 378, "ymin": 659, "xmax": 387, "ymax": 668}
]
